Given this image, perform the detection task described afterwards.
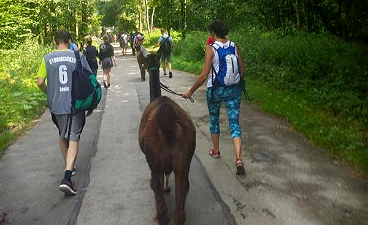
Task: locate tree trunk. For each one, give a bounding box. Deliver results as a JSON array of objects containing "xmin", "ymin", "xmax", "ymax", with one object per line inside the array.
[
  {"xmin": 167, "ymin": 0, "xmax": 171, "ymax": 35},
  {"xmin": 338, "ymin": 0, "xmax": 342, "ymax": 37},
  {"xmin": 75, "ymin": 10, "xmax": 79, "ymax": 42},
  {"xmin": 295, "ymin": 0, "xmax": 302, "ymax": 31},
  {"xmin": 137, "ymin": 3, "xmax": 142, "ymax": 32},
  {"xmin": 276, "ymin": 1, "xmax": 282, "ymax": 28},
  {"xmin": 306, "ymin": 0, "xmax": 312, "ymax": 32},
  {"xmin": 180, "ymin": 0, "xmax": 187, "ymax": 39},
  {"xmin": 151, "ymin": 7, "xmax": 155, "ymax": 31},
  {"xmin": 145, "ymin": 0, "xmax": 150, "ymax": 34}
]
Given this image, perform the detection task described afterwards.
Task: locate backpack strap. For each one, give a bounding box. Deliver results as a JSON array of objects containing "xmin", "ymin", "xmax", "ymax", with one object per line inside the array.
[
  {"xmin": 210, "ymin": 43, "xmax": 220, "ymax": 84},
  {"xmin": 209, "ymin": 43, "xmax": 220, "ymax": 102},
  {"xmin": 74, "ymin": 50, "xmax": 92, "ymax": 75},
  {"xmin": 74, "ymin": 50, "xmax": 82, "ymax": 67},
  {"xmin": 66, "ymin": 107, "xmax": 73, "ymax": 148},
  {"xmin": 67, "ymin": 51, "xmax": 79, "ymax": 147},
  {"xmin": 211, "ymin": 42, "xmax": 220, "ymax": 51}
]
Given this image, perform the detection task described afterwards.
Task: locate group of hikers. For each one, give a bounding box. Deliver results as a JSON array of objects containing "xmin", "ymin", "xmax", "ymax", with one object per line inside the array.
[
  {"xmin": 36, "ymin": 20, "xmax": 246, "ymax": 196},
  {"xmin": 117, "ymin": 29, "xmax": 174, "ymax": 78},
  {"xmin": 82, "ymin": 29, "xmax": 174, "ymax": 88}
]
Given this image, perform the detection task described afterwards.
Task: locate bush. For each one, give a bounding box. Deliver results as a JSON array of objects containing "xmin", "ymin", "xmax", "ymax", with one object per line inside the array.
[
  {"xmin": 0, "ymin": 39, "xmax": 51, "ymax": 151},
  {"xmin": 172, "ymin": 31, "xmax": 207, "ymax": 62},
  {"xmin": 233, "ymin": 31, "xmax": 368, "ymax": 125}
]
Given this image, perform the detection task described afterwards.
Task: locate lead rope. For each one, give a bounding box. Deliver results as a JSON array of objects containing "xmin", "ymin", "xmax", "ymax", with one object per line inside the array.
[
  {"xmin": 160, "ymin": 82, "xmax": 194, "ymax": 103},
  {"xmin": 147, "ymin": 67, "xmax": 194, "ymax": 103}
]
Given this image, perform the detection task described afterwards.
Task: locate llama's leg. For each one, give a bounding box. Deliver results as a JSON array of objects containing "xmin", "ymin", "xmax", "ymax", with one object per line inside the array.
[
  {"xmin": 173, "ymin": 166, "xmax": 190, "ymax": 225},
  {"xmin": 140, "ymin": 65, "xmax": 145, "ymax": 81},
  {"xmin": 151, "ymin": 170, "xmax": 169, "ymax": 225},
  {"xmin": 164, "ymin": 173, "xmax": 171, "ymax": 193},
  {"xmin": 136, "ymin": 53, "xmax": 145, "ymax": 81}
]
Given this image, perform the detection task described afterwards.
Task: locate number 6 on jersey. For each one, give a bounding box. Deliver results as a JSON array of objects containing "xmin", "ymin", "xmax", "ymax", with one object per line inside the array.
[{"xmin": 59, "ymin": 65, "xmax": 68, "ymax": 84}]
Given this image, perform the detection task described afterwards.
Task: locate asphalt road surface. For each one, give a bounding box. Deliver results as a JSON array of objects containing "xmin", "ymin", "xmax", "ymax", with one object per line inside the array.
[{"xmin": 0, "ymin": 45, "xmax": 367, "ymax": 225}]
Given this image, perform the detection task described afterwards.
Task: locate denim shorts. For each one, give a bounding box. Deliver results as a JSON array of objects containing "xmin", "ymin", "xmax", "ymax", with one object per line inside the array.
[{"xmin": 160, "ymin": 54, "xmax": 172, "ymax": 62}]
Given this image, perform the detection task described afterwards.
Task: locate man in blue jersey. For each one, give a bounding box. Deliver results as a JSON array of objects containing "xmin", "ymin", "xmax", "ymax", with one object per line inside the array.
[{"xmin": 37, "ymin": 29, "xmax": 92, "ymax": 195}]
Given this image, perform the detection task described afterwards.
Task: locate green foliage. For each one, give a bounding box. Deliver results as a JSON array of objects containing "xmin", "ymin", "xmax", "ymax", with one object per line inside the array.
[
  {"xmin": 143, "ymin": 28, "xmax": 182, "ymax": 51},
  {"xmin": 172, "ymin": 31, "xmax": 207, "ymax": 62},
  {"xmin": 96, "ymin": 0, "xmax": 138, "ymax": 33},
  {"xmin": 0, "ymin": 0, "xmax": 98, "ymax": 50},
  {"xmin": 185, "ymin": 0, "xmax": 368, "ymax": 42},
  {"xmin": 42, "ymin": 0, "xmax": 96, "ymax": 45},
  {"xmin": 172, "ymin": 30, "xmax": 368, "ymax": 173},
  {"xmin": 95, "ymin": 0, "xmax": 368, "ymax": 43},
  {"xmin": 0, "ymin": 0, "xmax": 38, "ymax": 49},
  {"xmin": 97, "ymin": 0, "xmax": 125, "ymax": 27},
  {"xmin": 232, "ymin": 30, "xmax": 368, "ymax": 125},
  {"xmin": 0, "ymin": 39, "xmax": 50, "ymax": 152}
]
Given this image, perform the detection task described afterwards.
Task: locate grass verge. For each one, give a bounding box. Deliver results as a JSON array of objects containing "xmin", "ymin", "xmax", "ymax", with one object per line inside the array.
[{"xmin": 247, "ymin": 81, "xmax": 368, "ymax": 176}]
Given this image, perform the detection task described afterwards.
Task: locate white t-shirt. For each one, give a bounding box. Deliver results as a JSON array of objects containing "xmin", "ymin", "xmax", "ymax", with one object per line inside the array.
[{"xmin": 123, "ymin": 34, "xmax": 128, "ymax": 43}]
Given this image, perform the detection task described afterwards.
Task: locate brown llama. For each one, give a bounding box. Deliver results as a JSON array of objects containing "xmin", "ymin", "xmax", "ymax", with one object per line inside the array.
[
  {"xmin": 138, "ymin": 54, "xmax": 196, "ymax": 225},
  {"xmin": 136, "ymin": 45, "xmax": 149, "ymax": 81}
]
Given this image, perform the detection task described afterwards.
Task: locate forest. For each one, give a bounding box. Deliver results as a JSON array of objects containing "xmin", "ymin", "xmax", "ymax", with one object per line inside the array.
[
  {"xmin": 0, "ymin": 0, "xmax": 367, "ymax": 174},
  {"xmin": 1, "ymin": 0, "xmax": 368, "ymax": 48}
]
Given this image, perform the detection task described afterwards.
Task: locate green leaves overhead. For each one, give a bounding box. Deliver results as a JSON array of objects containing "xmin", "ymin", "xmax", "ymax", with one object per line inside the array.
[
  {"xmin": 0, "ymin": 0, "xmax": 97, "ymax": 49},
  {"xmin": 1, "ymin": 0, "xmax": 367, "ymax": 49},
  {"xmin": 0, "ymin": 0, "xmax": 37, "ymax": 49}
]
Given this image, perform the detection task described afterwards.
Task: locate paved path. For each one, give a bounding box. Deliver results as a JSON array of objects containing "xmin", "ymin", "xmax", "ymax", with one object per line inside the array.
[{"xmin": 0, "ymin": 45, "xmax": 367, "ymax": 225}]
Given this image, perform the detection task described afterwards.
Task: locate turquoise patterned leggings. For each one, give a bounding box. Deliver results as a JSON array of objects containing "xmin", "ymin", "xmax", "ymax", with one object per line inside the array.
[{"xmin": 206, "ymin": 85, "xmax": 242, "ymax": 139}]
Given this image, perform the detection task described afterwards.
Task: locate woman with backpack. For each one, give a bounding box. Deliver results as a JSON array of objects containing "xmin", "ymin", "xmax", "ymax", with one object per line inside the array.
[
  {"xmin": 99, "ymin": 35, "xmax": 117, "ymax": 88},
  {"xmin": 183, "ymin": 20, "xmax": 246, "ymax": 175},
  {"xmin": 83, "ymin": 36, "xmax": 99, "ymax": 76}
]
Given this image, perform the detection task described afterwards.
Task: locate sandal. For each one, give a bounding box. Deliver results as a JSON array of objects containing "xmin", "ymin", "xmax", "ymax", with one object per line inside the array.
[
  {"xmin": 208, "ymin": 149, "xmax": 220, "ymax": 158},
  {"xmin": 236, "ymin": 158, "xmax": 246, "ymax": 175}
]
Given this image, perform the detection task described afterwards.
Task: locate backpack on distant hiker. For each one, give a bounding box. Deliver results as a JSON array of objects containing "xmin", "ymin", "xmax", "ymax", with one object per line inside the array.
[
  {"xmin": 119, "ymin": 35, "xmax": 125, "ymax": 46},
  {"xmin": 72, "ymin": 51, "xmax": 101, "ymax": 111},
  {"xmin": 135, "ymin": 34, "xmax": 143, "ymax": 46},
  {"xmin": 211, "ymin": 41, "xmax": 240, "ymax": 86},
  {"xmin": 160, "ymin": 36, "xmax": 172, "ymax": 54},
  {"xmin": 122, "ymin": 35, "xmax": 126, "ymax": 43}
]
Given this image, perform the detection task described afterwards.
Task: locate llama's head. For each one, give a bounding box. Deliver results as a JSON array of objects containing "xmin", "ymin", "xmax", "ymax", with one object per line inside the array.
[{"xmin": 145, "ymin": 53, "xmax": 160, "ymax": 71}]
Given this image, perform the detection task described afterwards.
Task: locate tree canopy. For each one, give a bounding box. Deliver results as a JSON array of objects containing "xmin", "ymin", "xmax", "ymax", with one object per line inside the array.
[{"xmin": 0, "ymin": 0, "xmax": 367, "ymax": 49}]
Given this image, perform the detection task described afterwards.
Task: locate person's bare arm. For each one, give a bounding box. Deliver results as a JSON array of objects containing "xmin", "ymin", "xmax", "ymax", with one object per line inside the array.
[
  {"xmin": 183, "ymin": 46, "xmax": 214, "ymax": 98},
  {"xmin": 113, "ymin": 56, "xmax": 117, "ymax": 67},
  {"xmin": 37, "ymin": 77, "xmax": 47, "ymax": 94},
  {"xmin": 111, "ymin": 45, "xmax": 117, "ymax": 67}
]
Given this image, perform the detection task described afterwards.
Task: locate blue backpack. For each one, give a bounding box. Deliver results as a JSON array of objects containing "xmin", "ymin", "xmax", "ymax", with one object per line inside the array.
[{"xmin": 211, "ymin": 41, "xmax": 240, "ymax": 86}]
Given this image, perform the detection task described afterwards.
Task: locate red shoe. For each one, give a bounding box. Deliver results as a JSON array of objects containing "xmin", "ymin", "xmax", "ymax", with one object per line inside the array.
[{"xmin": 208, "ymin": 149, "xmax": 220, "ymax": 158}]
